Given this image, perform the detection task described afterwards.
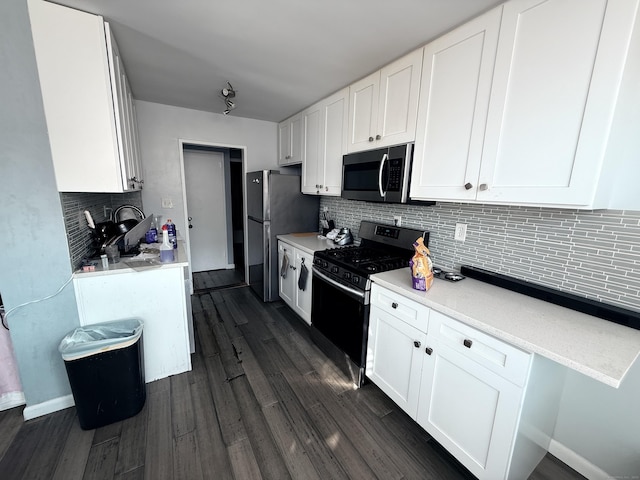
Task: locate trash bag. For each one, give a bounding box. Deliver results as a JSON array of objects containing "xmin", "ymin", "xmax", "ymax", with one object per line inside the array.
[{"xmin": 59, "ymin": 319, "xmax": 143, "ymax": 361}]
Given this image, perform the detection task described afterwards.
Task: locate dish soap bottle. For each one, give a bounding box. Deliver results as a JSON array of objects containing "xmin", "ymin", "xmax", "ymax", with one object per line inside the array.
[
  {"xmin": 165, "ymin": 219, "xmax": 177, "ymax": 249},
  {"xmin": 159, "ymin": 226, "xmax": 174, "ymax": 263}
]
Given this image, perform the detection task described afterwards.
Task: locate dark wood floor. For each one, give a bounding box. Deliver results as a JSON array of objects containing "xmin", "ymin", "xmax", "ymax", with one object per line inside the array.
[
  {"xmin": 193, "ymin": 269, "xmax": 245, "ymax": 292},
  {"xmin": 0, "ymin": 286, "xmax": 584, "ymax": 479}
]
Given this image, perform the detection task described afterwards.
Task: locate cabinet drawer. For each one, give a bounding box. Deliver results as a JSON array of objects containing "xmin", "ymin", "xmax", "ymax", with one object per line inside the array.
[
  {"xmin": 429, "ymin": 310, "xmax": 531, "ymax": 386},
  {"xmin": 371, "ymin": 284, "xmax": 428, "ymax": 332}
]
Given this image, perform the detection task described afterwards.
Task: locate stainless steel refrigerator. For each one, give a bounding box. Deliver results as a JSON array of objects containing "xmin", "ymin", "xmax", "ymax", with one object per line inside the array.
[{"xmin": 246, "ymin": 170, "xmax": 320, "ymax": 302}]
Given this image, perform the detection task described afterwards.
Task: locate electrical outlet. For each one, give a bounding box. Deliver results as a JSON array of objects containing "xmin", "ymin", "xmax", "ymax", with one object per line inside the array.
[
  {"xmin": 393, "ymin": 215, "xmax": 402, "ymax": 226},
  {"xmin": 455, "ymin": 223, "xmax": 467, "ymax": 241},
  {"xmin": 162, "ymin": 197, "xmax": 173, "ymax": 209}
]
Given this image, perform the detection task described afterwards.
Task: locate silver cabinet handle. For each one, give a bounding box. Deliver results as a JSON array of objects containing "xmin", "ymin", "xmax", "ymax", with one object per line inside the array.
[
  {"xmin": 463, "ymin": 339, "xmax": 473, "ymax": 348},
  {"xmin": 464, "ymin": 182, "xmax": 473, "ymax": 190},
  {"xmin": 368, "ymin": 136, "xmax": 374, "ymax": 142},
  {"xmin": 413, "ymin": 341, "xmax": 421, "ymax": 348},
  {"xmin": 376, "ymin": 134, "xmax": 381, "ymax": 140},
  {"xmin": 391, "ymin": 302, "xmax": 398, "ymax": 309},
  {"xmin": 479, "ymin": 183, "xmax": 488, "ymax": 191},
  {"xmin": 425, "ymin": 347, "xmax": 433, "ymax": 355}
]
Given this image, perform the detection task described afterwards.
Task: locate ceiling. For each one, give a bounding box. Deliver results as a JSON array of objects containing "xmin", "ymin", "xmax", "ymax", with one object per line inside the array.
[{"xmin": 49, "ymin": 0, "xmax": 501, "ymax": 122}]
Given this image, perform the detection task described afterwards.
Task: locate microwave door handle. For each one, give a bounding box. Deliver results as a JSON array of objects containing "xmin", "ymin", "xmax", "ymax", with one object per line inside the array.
[{"xmin": 378, "ymin": 153, "xmax": 388, "ymax": 198}]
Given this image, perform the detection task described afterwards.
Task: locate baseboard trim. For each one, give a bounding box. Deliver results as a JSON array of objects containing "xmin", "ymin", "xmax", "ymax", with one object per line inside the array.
[
  {"xmin": 548, "ymin": 438, "xmax": 610, "ymax": 480},
  {"xmin": 0, "ymin": 391, "xmax": 26, "ymax": 411},
  {"xmin": 23, "ymin": 394, "xmax": 74, "ymax": 421}
]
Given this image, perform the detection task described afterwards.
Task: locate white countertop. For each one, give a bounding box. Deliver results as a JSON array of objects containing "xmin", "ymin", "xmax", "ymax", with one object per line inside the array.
[
  {"xmin": 277, "ymin": 233, "xmax": 338, "ymax": 255},
  {"xmin": 371, "ymin": 268, "xmax": 640, "ymax": 388},
  {"xmin": 74, "ymin": 242, "xmax": 188, "ymax": 278}
]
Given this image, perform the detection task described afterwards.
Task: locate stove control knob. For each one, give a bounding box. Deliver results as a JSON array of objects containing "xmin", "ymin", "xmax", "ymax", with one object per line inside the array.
[
  {"xmin": 352, "ymin": 276, "xmax": 360, "ymax": 284},
  {"xmin": 343, "ymin": 272, "xmax": 352, "ymax": 280},
  {"xmin": 331, "ymin": 266, "xmax": 339, "ymax": 274}
]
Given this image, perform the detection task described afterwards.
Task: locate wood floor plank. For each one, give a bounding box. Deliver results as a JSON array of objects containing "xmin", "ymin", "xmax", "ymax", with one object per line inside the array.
[
  {"xmin": 114, "ymin": 401, "xmax": 149, "ymax": 476},
  {"xmin": 190, "ymin": 380, "xmax": 235, "ymax": 480},
  {"xmin": 268, "ymin": 373, "xmax": 350, "ymax": 480},
  {"xmin": 187, "ymin": 335, "xmax": 208, "ymax": 384},
  {"xmin": 146, "ymin": 376, "xmax": 170, "ymax": 395},
  {"xmin": 115, "ymin": 465, "xmax": 144, "ymax": 480},
  {"xmin": 144, "ymin": 388, "xmax": 173, "ymax": 480},
  {"xmin": 230, "ymin": 376, "xmax": 292, "ymax": 480},
  {"xmin": 92, "ymin": 419, "xmax": 123, "ymax": 445},
  {"xmin": 0, "ymin": 406, "xmax": 25, "ymax": 463},
  {"xmin": 173, "ymin": 430, "xmax": 204, "ymax": 480},
  {"xmin": 52, "ymin": 414, "xmax": 95, "ymax": 480},
  {"xmin": 233, "ymin": 335, "xmax": 278, "ymax": 408},
  {"xmin": 307, "ymin": 402, "xmax": 380, "ymax": 480},
  {"xmin": 349, "ymin": 381, "xmax": 397, "ymax": 418},
  {"xmin": 171, "ymin": 373, "xmax": 196, "ymax": 438},
  {"xmin": 265, "ymin": 315, "xmax": 315, "ymax": 376},
  {"xmin": 21, "ymin": 407, "xmax": 75, "ymax": 480},
  {"xmin": 204, "ymin": 353, "xmax": 248, "ymax": 446},
  {"xmin": 227, "ymin": 437, "xmax": 264, "ymax": 480},
  {"xmin": 210, "ymin": 318, "xmax": 245, "ymax": 380},
  {"xmin": 83, "ymin": 437, "xmax": 119, "ymax": 480},
  {"xmin": 337, "ymin": 389, "xmax": 435, "ymax": 479},
  {"xmin": 0, "ymin": 416, "xmax": 50, "ymax": 479},
  {"xmin": 302, "ymin": 371, "xmax": 404, "ymax": 480},
  {"xmin": 261, "ymin": 402, "xmax": 322, "ymax": 480}
]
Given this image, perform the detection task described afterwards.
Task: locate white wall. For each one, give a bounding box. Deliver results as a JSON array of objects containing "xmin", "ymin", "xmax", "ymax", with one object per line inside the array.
[{"xmin": 135, "ymin": 100, "xmax": 278, "ymax": 239}]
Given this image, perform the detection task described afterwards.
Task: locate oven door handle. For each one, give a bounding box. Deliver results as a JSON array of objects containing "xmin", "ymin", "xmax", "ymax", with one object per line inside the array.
[
  {"xmin": 378, "ymin": 153, "xmax": 388, "ymax": 198},
  {"xmin": 313, "ymin": 267, "xmax": 366, "ymax": 300}
]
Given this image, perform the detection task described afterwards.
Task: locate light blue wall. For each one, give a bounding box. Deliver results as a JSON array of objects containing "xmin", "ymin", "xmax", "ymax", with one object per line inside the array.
[{"xmin": 0, "ymin": 0, "xmax": 79, "ymax": 406}]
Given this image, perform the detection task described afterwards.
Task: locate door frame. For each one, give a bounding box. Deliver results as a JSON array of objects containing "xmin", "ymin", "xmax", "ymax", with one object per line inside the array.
[{"xmin": 178, "ymin": 139, "xmax": 248, "ymax": 293}]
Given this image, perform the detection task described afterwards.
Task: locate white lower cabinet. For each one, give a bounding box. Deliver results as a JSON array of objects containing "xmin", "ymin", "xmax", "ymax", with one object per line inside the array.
[
  {"xmin": 367, "ymin": 283, "xmax": 564, "ymax": 480},
  {"xmin": 73, "ymin": 265, "xmax": 192, "ymax": 383},
  {"xmin": 278, "ymin": 240, "xmax": 313, "ymax": 324}
]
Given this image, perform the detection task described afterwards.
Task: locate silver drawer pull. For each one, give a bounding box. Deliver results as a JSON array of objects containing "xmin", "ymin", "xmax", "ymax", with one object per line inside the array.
[
  {"xmin": 413, "ymin": 341, "xmax": 421, "ymax": 348},
  {"xmin": 463, "ymin": 339, "xmax": 473, "ymax": 348},
  {"xmin": 425, "ymin": 347, "xmax": 433, "ymax": 355},
  {"xmin": 391, "ymin": 302, "xmax": 398, "ymax": 309}
]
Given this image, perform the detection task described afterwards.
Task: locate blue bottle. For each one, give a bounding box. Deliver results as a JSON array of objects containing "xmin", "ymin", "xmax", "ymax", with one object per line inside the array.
[{"xmin": 165, "ymin": 219, "xmax": 177, "ymax": 249}]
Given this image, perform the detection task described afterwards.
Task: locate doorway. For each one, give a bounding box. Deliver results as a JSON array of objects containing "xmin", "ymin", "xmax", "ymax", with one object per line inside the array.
[{"xmin": 181, "ymin": 143, "xmax": 245, "ymax": 292}]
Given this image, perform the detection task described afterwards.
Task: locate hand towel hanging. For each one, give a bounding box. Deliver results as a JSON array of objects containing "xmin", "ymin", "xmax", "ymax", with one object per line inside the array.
[
  {"xmin": 298, "ymin": 262, "xmax": 308, "ymax": 291},
  {"xmin": 280, "ymin": 251, "xmax": 289, "ymax": 278}
]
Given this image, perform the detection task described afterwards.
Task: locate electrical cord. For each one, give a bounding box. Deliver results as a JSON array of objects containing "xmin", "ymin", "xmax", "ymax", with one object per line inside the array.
[{"xmin": 1, "ymin": 274, "xmax": 74, "ymax": 327}]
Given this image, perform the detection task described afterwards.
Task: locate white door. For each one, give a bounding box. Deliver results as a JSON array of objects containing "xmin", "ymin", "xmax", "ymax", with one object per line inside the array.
[{"xmin": 184, "ymin": 149, "xmax": 228, "ymax": 272}]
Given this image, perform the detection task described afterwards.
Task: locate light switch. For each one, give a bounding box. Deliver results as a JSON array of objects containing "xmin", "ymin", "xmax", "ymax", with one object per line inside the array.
[{"xmin": 455, "ymin": 223, "xmax": 467, "ymax": 242}]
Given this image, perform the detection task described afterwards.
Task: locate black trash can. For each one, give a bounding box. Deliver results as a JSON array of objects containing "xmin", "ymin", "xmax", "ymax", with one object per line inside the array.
[{"xmin": 59, "ymin": 319, "xmax": 145, "ymax": 430}]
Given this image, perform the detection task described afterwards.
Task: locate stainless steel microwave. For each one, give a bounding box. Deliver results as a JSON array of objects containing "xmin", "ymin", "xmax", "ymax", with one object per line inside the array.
[{"xmin": 341, "ymin": 143, "xmax": 413, "ymax": 203}]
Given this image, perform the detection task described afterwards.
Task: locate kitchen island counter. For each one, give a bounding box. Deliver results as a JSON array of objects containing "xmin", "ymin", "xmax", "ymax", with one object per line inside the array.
[{"xmin": 372, "ymin": 268, "xmax": 640, "ymax": 388}]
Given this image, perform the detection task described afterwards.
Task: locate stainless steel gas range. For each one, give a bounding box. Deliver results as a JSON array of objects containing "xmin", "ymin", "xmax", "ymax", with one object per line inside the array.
[{"xmin": 310, "ymin": 221, "xmax": 429, "ymax": 386}]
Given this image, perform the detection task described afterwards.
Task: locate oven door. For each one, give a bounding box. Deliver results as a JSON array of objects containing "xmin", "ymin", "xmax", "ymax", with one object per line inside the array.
[{"xmin": 311, "ymin": 268, "xmax": 369, "ymax": 373}]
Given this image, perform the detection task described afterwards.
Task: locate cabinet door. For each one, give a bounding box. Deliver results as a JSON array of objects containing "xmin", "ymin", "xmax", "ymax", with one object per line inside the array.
[
  {"xmin": 278, "ymin": 120, "xmax": 292, "ymax": 165},
  {"xmin": 366, "ymin": 305, "xmax": 426, "ymax": 418},
  {"xmin": 478, "ymin": 0, "xmax": 636, "ymax": 206},
  {"xmin": 417, "ymin": 337, "xmax": 524, "ymax": 480},
  {"xmin": 29, "ymin": 0, "xmax": 125, "ymax": 192},
  {"xmin": 321, "ymin": 87, "xmax": 348, "ymax": 196},
  {"xmin": 410, "ymin": 8, "xmax": 502, "ymax": 201},
  {"xmin": 376, "ymin": 48, "xmax": 423, "ymax": 148},
  {"xmin": 278, "ymin": 242, "xmax": 295, "ymax": 305},
  {"xmin": 294, "ymin": 249, "xmax": 313, "ymax": 325},
  {"xmin": 301, "ymin": 102, "xmax": 323, "ymax": 194},
  {"xmin": 347, "ymin": 71, "xmax": 380, "ymax": 152}
]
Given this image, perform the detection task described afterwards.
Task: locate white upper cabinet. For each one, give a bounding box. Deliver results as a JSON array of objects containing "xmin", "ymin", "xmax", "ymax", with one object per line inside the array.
[
  {"xmin": 411, "ymin": 7, "xmax": 502, "ymax": 202},
  {"xmin": 28, "ymin": 0, "xmax": 143, "ymax": 193},
  {"xmin": 411, "ymin": 0, "xmax": 639, "ymax": 208},
  {"xmin": 278, "ymin": 112, "xmax": 303, "ymax": 165},
  {"xmin": 347, "ymin": 49, "xmax": 423, "ymax": 153},
  {"xmin": 302, "ymin": 88, "xmax": 348, "ymax": 196}
]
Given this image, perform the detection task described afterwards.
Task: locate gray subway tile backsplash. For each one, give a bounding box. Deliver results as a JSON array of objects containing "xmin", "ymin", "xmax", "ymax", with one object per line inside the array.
[{"xmin": 319, "ymin": 197, "xmax": 640, "ymax": 312}]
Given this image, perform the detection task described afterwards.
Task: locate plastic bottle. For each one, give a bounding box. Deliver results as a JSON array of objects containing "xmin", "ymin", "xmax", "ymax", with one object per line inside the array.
[
  {"xmin": 166, "ymin": 219, "xmax": 177, "ymax": 249},
  {"xmin": 145, "ymin": 216, "xmax": 158, "ymax": 243},
  {"xmin": 159, "ymin": 227, "xmax": 174, "ymax": 263}
]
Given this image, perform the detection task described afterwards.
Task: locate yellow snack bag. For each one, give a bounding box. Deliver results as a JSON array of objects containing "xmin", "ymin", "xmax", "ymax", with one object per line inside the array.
[{"xmin": 410, "ymin": 237, "xmax": 433, "ymax": 291}]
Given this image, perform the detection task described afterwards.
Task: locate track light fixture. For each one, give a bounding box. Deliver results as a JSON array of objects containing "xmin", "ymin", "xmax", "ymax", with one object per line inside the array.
[{"xmin": 220, "ymin": 82, "xmax": 237, "ymax": 115}]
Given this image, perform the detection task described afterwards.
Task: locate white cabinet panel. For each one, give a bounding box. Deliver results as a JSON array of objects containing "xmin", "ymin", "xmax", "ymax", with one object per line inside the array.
[
  {"xmin": 278, "ymin": 113, "xmax": 303, "ymax": 165},
  {"xmin": 278, "ymin": 241, "xmax": 295, "ymax": 305},
  {"xmin": 278, "ymin": 240, "xmax": 313, "ymax": 325},
  {"xmin": 302, "ymin": 88, "xmax": 348, "ymax": 196},
  {"xmin": 28, "ymin": 0, "xmax": 143, "ymax": 192},
  {"xmin": 411, "ymin": 7, "xmax": 502, "ymax": 201},
  {"xmin": 348, "ymin": 49, "xmax": 423, "ymax": 153}
]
